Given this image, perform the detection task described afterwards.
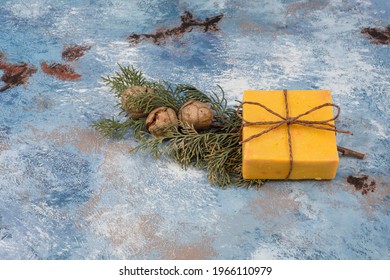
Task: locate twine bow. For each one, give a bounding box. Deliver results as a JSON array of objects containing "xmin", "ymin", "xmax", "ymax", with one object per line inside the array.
[{"xmin": 238, "ymin": 89, "xmax": 353, "ymax": 179}]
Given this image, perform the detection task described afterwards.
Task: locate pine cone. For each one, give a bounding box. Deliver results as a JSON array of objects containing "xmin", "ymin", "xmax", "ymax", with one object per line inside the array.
[
  {"xmin": 145, "ymin": 107, "xmax": 178, "ymax": 136},
  {"xmin": 121, "ymin": 86, "xmax": 153, "ymax": 119},
  {"xmin": 178, "ymin": 100, "xmax": 213, "ymax": 130}
]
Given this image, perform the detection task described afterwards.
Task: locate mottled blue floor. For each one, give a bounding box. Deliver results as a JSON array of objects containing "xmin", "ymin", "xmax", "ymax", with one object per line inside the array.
[{"xmin": 0, "ymin": 0, "xmax": 389, "ymax": 259}]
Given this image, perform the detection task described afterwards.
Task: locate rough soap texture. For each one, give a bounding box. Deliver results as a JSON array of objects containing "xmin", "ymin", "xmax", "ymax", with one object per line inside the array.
[{"xmin": 242, "ymin": 90, "xmax": 339, "ymax": 180}]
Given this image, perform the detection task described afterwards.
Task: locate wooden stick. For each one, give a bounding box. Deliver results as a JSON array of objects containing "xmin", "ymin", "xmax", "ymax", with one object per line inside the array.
[{"xmin": 337, "ymin": 145, "xmax": 366, "ymax": 159}]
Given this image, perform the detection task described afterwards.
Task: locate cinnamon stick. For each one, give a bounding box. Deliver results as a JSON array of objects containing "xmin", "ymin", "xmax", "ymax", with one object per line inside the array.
[{"xmin": 337, "ymin": 145, "xmax": 366, "ymax": 159}]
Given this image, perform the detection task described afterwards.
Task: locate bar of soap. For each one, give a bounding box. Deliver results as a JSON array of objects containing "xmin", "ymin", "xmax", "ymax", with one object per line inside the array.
[{"xmin": 242, "ymin": 90, "xmax": 339, "ymax": 180}]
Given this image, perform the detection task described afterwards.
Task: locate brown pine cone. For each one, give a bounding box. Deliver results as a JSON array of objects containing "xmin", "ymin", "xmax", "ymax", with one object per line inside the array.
[
  {"xmin": 145, "ymin": 107, "xmax": 178, "ymax": 136},
  {"xmin": 178, "ymin": 100, "xmax": 213, "ymax": 130},
  {"xmin": 121, "ymin": 86, "xmax": 154, "ymax": 119}
]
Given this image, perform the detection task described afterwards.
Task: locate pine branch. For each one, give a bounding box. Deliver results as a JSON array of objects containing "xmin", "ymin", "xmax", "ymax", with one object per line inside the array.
[
  {"xmin": 102, "ymin": 65, "xmax": 148, "ymax": 97},
  {"xmin": 130, "ymin": 131, "xmax": 169, "ymax": 158},
  {"xmin": 92, "ymin": 117, "xmax": 145, "ymax": 139},
  {"xmin": 93, "ymin": 65, "xmax": 265, "ymax": 188},
  {"xmin": 131, "ymin": 82, "xmax": 186, "ymax": 112}
]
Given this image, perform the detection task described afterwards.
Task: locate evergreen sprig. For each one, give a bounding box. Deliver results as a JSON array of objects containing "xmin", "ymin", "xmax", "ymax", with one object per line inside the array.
[
  {"xmin": 93, "ymin": 65, "xmax": 265, "ymax": 188},
  {"xmin": 92, "ymin": 117, "xmax": 146, "ymax": 140},
  {"xmin": 125, "ymin": 82, "xmax": 186, "ymax": 113},
  {"xmin": 102, "ymin": 65, "xmax": 147, "ymax": 97}
]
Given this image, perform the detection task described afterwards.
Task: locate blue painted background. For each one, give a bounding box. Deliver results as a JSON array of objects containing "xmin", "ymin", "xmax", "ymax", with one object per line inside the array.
[{"xmin": 0, "ymin": 0, "xmax": 389, "ymax": 259}]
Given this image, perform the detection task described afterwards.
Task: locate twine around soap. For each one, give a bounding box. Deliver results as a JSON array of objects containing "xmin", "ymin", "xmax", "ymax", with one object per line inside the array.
[{"xmin": 238, "ymin": 89, "xmax": 353, "ymax": 179}]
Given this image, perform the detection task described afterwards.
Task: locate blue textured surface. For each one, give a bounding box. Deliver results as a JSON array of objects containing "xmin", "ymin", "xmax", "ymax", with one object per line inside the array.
[{"xmin": 0, "ymin": 0, "xmax": 389, "ymax": 259}]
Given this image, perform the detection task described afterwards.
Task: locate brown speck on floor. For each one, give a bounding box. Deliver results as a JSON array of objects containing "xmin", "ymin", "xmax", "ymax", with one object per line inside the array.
[
  {"xmin": 41, "ymin": 62, "xmax": 81, "ymax": 80},
  {"xmin": 0, "ymin": 52, "xmax": 37, "ymax": 92},
  {"xmin": 361, "ymin": 26, "xmax": 390, "ymax": 44},
  {"xmin": 347, "ymin": 175, "xmax": 376, "ymax": 195},
  {"xmin": 62, "ymin": 44, "xmax": 91, "ymax": 62},
  {"xmin": 128, "ymin": 11, "xmax": 223, "ymax": 45}
]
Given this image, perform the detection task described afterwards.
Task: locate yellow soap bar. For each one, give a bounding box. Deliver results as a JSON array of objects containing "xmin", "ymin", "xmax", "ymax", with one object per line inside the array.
[{"xmin": 242, "ymin": 90, "xmax": 339, "ymax": 180}]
